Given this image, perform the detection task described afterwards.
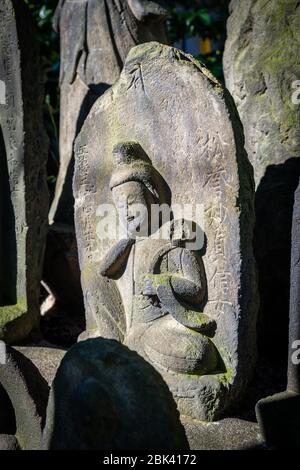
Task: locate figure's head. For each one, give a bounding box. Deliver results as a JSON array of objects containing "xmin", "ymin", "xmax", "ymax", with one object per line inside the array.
[
  {"xmin": 110, "ymin": 142, "xmax": 170, "ymax": 238},
  {"xmin": 112, "ymin": 180, "xmax": 155, "ymax": 238}
]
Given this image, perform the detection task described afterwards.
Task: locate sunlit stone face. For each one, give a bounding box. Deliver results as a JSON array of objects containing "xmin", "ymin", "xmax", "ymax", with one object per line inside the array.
[{"xmin": 112, "ymin": 181, "xmax": 154, "ymax": 238}]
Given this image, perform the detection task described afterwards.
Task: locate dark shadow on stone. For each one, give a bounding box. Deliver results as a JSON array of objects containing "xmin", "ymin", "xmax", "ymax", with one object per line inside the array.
[
  {"xmin": 0, "ymin": 125, "xmax": 17, "ymax": 306},
  {"xmin": 0, "ymin": 347, "xmax": 50, "ymax": 449},
  {"xmin": 254, "ymin": 157, "xmax": 300, "ymax": 363},
  {"xmin": 76, "ymin": 83, "xmax": 111, "ymax": 138},
  {"xmin": 43, "ymin": 226, "xmax": 84, "ymax": 311},
  {"xmin": 0, "ymin": 384, "xmax": 16, "ymax": 434},
  {"xmin": 55, "ymin": 83, "xmax": 110, "ymax": 226},
  {"xmin": 7, "ymin": 347, "xmax": 49, "ymax": 429},
  {"xmin": 43, "ymin": 338, "xmax": 189, "ymax": 450},
  {"xmin": 41, "ymin": 224, "xmax": 85, "ymax": 347},
  {"xmin": 182, "ymin": 416, "xmax": 265, "ymax": 450}
]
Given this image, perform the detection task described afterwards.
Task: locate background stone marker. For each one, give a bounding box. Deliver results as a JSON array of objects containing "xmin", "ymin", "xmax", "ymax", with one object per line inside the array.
[
  {"xmin": 14, "ymin": 346, "xmax": 66, "ymax": 386},
  {"xmin": 0, "ymin": 0, "xmax": 48, "ymax": 343},
  {"xmin": 74, "ymin": 42, "xmax": 258, "ymax": 421},
  {"xmin": 224, "ymin": 0, "xmax": 300, "ymax": 184},
  {"xmin": 45, "ymin": 0, "xmax": 169, "ymax": 314},
  {"xmin": 182, "ymin": 416, "xmax": 263, "ymax": 450},
  {"xmin": 0, "ymin": 345, "xmax": 49, "ymax": 450},
  {"xmin": 223, "ymin": 0, "xmax": 300, "ymax": 361},
  {"xmin": 49, "ymin": 0, "xmax": 169, "ymax": 225},
  {"xmin": 256, "ymin": 179, "xmax": 300, "ymax": 449},
  {"xmin": 43, "ymin": 338, "xmax": 188, "ymax": 450}
]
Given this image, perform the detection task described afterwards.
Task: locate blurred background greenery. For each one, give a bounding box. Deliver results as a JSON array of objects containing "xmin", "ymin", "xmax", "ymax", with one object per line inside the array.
[
  {"xmin": 168, "ymin": 0, "xmax": 229, "ymax": 80},
  {"xmin": 24, "ymin": 0, "xmax": 229, "ymax": 187},
  {"xmin": 24, "ymin": 0, "xmax": 60, "ymax": 186}
]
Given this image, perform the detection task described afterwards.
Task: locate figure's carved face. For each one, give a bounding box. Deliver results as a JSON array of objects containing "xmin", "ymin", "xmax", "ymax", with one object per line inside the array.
[
  {"xmin": 127, "ymin": 0, "xmax": 168, "ymax": 22},
  {"xmin": 112, "ymin": 181, "xmax": 155, "ymax": 238}
]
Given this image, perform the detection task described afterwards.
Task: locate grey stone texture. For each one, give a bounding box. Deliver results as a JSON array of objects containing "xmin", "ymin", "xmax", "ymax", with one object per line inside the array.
[
  {"xmin": 0, "ymin": 0, "xmax": 49, "ymax": 343},
  {"xmin": 74, "ymin": 42, "xmax": 258, "ymax": 421},
  {"xmin": 0, "ymin": 434, "xmax": 19, "ymax": 450},
  {"xmin": 256, "ymin": 391, "xmax": 300, "ymax": 449},
  {"xmin": 223, "ymin": 0, "xmax": 300, "ymax": 185},
  {"xmin": 14, "ymin": 346, "xmax": 66, "ymax": 386},
  {"xmin": 224, "ymin": 0, "xmax": 300, "ymax": 361},
  {"xmin": 182, "ymin": 417, "xmax": 264, "ymax": 450},
  {"xmin": 49, "ymin": 0, "xmax": 169, "ymax": 225},
  {"xmin": 288, "ymin": 179, "xmax": 300, "ymax": 397},
  {"xmin": 43, "ymin": 338, "xmax": 189, "ymax": 450},
  {"xmin": 0, "ymin": 345, "xmax": 49, "ymax": 450}
]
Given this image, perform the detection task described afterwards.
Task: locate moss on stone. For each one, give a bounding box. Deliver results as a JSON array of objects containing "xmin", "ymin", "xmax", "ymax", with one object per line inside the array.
[
  {"xmin": 0, "ymin": 302, "xmax": 27, "ymax": 338},
  {"xmin": 218, "ymin": 366, "xmax": 234, "ymax": 386},
  {"xmin": 146, "ymin": 273, "xmax": 172, "ymax": 287}
]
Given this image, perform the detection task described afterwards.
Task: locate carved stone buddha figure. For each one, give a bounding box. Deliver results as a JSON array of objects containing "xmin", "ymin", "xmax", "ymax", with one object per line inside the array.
[
  {"xmin": 88, "ymin": 142, "xmax": 222, "ymax": 379},
  {"xmin": 74, "ymin": 43, "xmax": 258, "ymax": 420}
]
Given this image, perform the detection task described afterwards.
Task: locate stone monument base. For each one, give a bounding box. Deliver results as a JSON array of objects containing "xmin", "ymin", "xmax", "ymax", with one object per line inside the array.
[{"xmin": 182, "ymin": 417, "xmax": 264, "ymax": 450}]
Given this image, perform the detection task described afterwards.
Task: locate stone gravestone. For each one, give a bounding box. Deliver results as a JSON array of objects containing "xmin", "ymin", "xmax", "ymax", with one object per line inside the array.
[
  {"xmin": 223, "ymin": 0, "xmax": 300, "ymax": 360},
  {"xmin": 0, "ymin": 344, "xmax": 49, "ymax": 450},
  {"xmin": 44, "ymin": 0, "xmax": 169, "ymax": 313},
  {"xmin": 49, "ymin": 0, "xmax": 169, "ymax": 225},
  {"xmin": 0, "ymin": 0, "xmax": 48, "ymax": 343},
  {"xmin": 43, "ymin": 338, "xmax": 188, "ymax": 450},
  {"xmin": 224, "ymin": 0, "xmax": 300, "ymax": 185},
  {"xmin": 74, "ymin": 42, "xmax": 258, "ymax": 421},
  {"xmin": 256, "ymin": 178, "xmax": 300, "ymax": 449}
]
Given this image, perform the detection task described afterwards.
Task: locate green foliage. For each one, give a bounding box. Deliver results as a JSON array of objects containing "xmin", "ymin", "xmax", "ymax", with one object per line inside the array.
[
  {"xmin": 168, "ymin": 1, "xmax": 229, "ymax": 80},
  {"xmin": 25, "ymin": 0, "xmax": 230, "ymax": 104}
]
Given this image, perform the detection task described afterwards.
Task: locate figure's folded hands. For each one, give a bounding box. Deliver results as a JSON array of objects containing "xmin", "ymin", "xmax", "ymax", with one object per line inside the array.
[{"xmin": 143, "ymin": 273, "xmax": 172, "ymax": 297}]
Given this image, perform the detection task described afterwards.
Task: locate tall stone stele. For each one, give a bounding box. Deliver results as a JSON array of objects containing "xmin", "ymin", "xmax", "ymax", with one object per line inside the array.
[
  {"xmin": 223, "ymin": 0, "xmax": 300, "ymax": 358},
  {"xmin": 49, "ymin": 0, "xmax": 169, "ymax": 225},
  {"xmin": 74, "ymin": 42, "xmax": 258, "ymax": 421},
  {"xmin": 224, "ymin": 0, "xmax": 300, "ymax": 185},
  {"xmin": 0, "ymin": 0, "xmax": 48, "ymax": 342}
]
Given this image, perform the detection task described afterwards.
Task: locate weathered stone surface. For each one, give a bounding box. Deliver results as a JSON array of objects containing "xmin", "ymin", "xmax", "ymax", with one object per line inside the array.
[
  {"xmin": 224, "ymin": 0, "xmax": 300, "ymax": 184},
  {"xmin": 14, "ymin": 346, "xmax": 66, "ymax": 386},
  {"xmin": 256, "ymin": 391, "xmax": 300, "ymax": 449},
  {"xmin": 0, "ymin": 345, "xmax": 49, "ymax": 450},
  {"xmin": 74, "ymin": 42, "xmax": 258, "ymax": 421},
  {"xmin": 0, "ymin": 434, "xmax": 19, "ymax": 450},
  {"xmin": 223, "ymin": 0, "xmax": 300, "ymax": 360},
  {"xmin": 43, "ymin": 338, "xmax": 188, "ymax": 450},
  {"xmin": 49, "ymin": 0, "xmax": 169, "ymax": 225},
  {"xmin": 288, "ymin": 179, "xmax": 300, "ymax": 397},
  {"xmin": 0, "ymin": 0, "xmax": 49, "ymax": 342},
  {"xmin": 182, "ymin": 417, "xmax": 264, "ymax": 450},
  {"xmin": 0, "ymin": 382, "xmax": 15, "ymax": 435}
]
